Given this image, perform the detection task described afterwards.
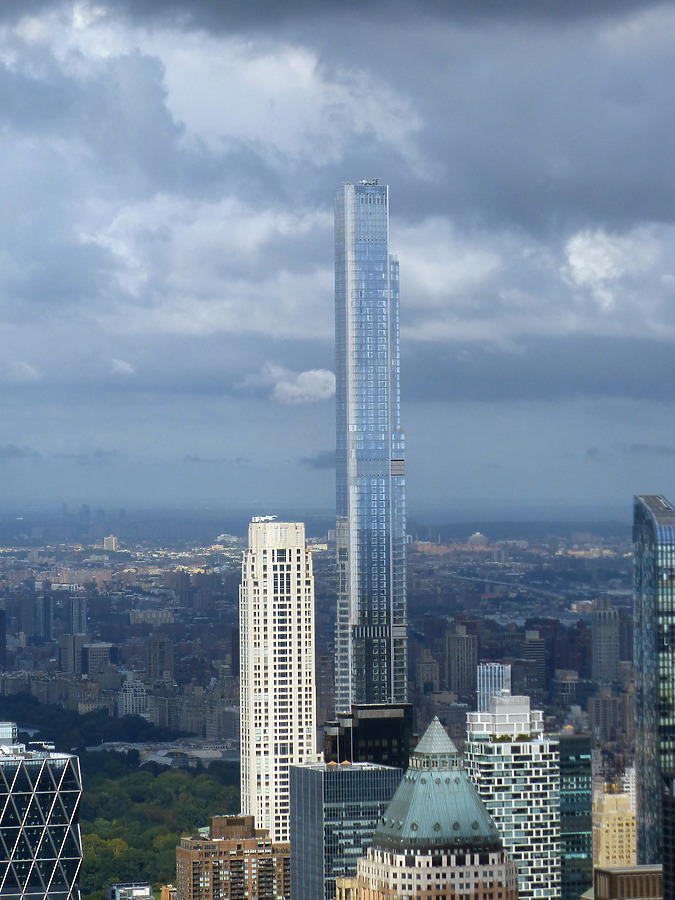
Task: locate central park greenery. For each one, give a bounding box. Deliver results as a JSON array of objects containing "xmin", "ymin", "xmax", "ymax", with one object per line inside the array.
[{"xmin": 0, "ymin": 696, "xmax": 240, "ymax": 900}]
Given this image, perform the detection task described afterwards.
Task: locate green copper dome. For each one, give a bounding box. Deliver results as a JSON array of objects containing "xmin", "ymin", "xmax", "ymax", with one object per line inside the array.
[{"xmin": 373, "ymin": 718, "xmax": 502, "ymax": 853}]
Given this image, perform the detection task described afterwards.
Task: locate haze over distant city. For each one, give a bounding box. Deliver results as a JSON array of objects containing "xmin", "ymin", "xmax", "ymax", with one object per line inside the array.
[{"xmin": 0, "ymin": 0, "xmax": 673, "ymax": 517}]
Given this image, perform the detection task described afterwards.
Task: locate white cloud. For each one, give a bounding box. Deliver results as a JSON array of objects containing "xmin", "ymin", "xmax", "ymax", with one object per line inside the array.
[
  {"xmin": 564, "ymin": 227, "xmax": 659, "ymax": 310},
  {"xmin": 9, "ymin": 361, "xmax": 42, "ymax": 383},
  {"xmin": 243, "ymin": 362, "xmax": 335, "ymax": 404},
  {"xmin": 84, "ymin": 194, "xmax": 334, "ymax": 339},
  {"xmin": 148, "ymin": 33, "xmax": 421, "ymax": 167},
  {"xmin": 110, "ymin": 357, "xmax": 135, "ymax": 375},
  {"xmin": 392, "ymin": 218, "xmax": 502, "ymax": 309}
]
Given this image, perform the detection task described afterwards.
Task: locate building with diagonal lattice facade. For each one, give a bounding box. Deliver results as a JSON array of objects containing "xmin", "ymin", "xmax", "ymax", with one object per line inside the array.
[{"xmin": 0, "ymin": 722, "xmax": 82, "ymax": 900}]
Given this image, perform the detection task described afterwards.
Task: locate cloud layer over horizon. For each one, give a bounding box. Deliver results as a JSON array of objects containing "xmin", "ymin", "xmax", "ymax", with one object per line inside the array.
[{"xmin": 0, "ymin": 0, "xmax": 673, "ymax": 514}]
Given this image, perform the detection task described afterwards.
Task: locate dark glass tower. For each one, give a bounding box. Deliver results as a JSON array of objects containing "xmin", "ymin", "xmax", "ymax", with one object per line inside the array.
[
  {"xmin": 558, "ymin": 731, "xmax": 592, "ymax": 900},
  {"xmin": 334, "ymin": 180, "xmax": 407, "ymax": 713},
  {"xmin": 633, "ymin": 494, "xmax": 675, "ymax": 867},
  {"xmin": 289, "ymin": 761, "xmax": 402, "ymax": 900}
]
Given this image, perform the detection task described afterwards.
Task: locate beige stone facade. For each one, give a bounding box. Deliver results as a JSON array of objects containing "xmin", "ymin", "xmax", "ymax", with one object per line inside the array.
[
  {"xmin": 593, "ymin": 791, "xmax": 637, "ymax": 867},
  {"xmin": 355, "ymin": 846, "xmax": 518, "ymax": 900}
]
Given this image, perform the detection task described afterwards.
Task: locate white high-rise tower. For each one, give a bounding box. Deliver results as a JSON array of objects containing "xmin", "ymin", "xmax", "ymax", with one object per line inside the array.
[
  {"xmin": 239, "ymin": 517, "xmax": 318, "ymax": 843},
  {"xmin": 465, "ymin": 693, "xmax": 561, "ymax": 900}
]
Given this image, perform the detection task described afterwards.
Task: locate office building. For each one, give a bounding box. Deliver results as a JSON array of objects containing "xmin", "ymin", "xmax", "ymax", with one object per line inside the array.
[
  {"xmin": 558, "ymin": 729, "xmax": 593, "ymax": 900},
  {"xmin": 118, "ymin": 678, "xmax": 148, "ymax": 718},
  {"xmin": 477, "ymin": 662, "xmax": 511, "ymax": 711},
  {"xmin": 290, "ymin": 761, "xmax": 401, "ymax": 900},
  {"xmin": 465, "ymin": 693, "xmax": 561, "ymax": 899},
  {"xmin": 82, "ymin": 642, "xmax": 113, "ymax": 676},
  {"xmin": 239, "ymin": 518, "xmax": 318, "ymax": 843},
  {"xmin": 323, "ymin": 703, "xmax": 414, "ymax": 770},
  {"xmin": 594, "ymin": 790, "xmax": 637, "ymax": 867},
  {"xmin": 175, "ymin": 815, "xmax": 290, "ymax": 900},
  {"xmin": 666, "ymin": 778, "xmax": 675, "ymax": 899},
  {"xmin": 147, "ymin": 634, "xmax": 174, "ymax": 682},
  {"xmin": 445, "ymin": 623, "xmax": 477, "ymax": 703},
  {"xmin": 68, "ymin": 595, "xmax": 87, "ymax": 636},
  {"xmin": 633, "ymin": 495, "xmax": 675, "ymax": 865},
  {"xmin": 522, "ymin": 629, "xmax": 547, "ymax": 708},
  {"xmin": 593, "ymin": 597, "xmax": 620, "ymax": 684},
  {"xmin": 107, "ymin": 885, "xmax": 154, "ymax": 900},
  {"xmin": 415, "ymin": 648, "xmax": 439, "ymax": 694},
  {"xmin": 58, "ymin": 634, "xmax": 88, "ymax": 675},
  {"xmin": 591, "ymin": 865, "xmax": 662, "ymax": 900},
  {"xmin": 0, "ymin": 722, "xmax": 82, "ymax": 900},
  {"xmin": 350, "ymin": 718, "xmax": 519, "ymax": 900},
  {"xmin": 589, "ymin": 685, "xmax": 623, "ymax": 743},
  {"xmin": 334, "ymin": 180, "xmax": 407, "ymax": 713},
  {"xmin": 0, "ymin": 609, "xmax": 6, "ymax": 669},
  {"xmin": 18, "ymin": 596, "xmax": 53, "ymax": 643}
]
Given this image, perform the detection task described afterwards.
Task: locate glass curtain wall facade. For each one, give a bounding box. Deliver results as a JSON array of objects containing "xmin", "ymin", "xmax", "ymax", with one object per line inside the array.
[
  {"xmin": 634, "ymin": 495, "xmax": 675, "ymax": 868},
  {"xmin": 289, "ymin": 761, "xmax": 402, "ymax": 900},
  {"xmin": 558, "ymin": 732, "xmax": 593, "ymax": 900},
  {"xmin": 334, "ymin": 180, "xmax": 406, "ymax": 714},
  {"xmin": 477, "ymin": 662, "xmax": 512, "ymax": 712}
]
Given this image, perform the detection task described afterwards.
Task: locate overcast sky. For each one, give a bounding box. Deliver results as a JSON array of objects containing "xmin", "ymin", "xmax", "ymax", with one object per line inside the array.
[{"xmin": 0, "ymin": 0, "xmax": 673, "ymax": 518}]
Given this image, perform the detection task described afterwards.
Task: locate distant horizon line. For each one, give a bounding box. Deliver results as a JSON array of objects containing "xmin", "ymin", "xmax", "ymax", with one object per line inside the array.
[{"xmin": 0, "ymin": 500, "xmax": 635, "ymax": 524}]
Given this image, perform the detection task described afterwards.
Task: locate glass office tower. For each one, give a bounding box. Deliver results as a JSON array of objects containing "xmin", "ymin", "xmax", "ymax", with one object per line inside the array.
[
  {"xmin": 633, "ymin": 495, "xmax": 675, "ymax": 867},
  {"xmin": 289, "ymin": 761, "xmax": 402, "ymax": 900},
  {"xmin": 558, "ymin": 731, "xmax": 593, "ymax": 900},
  {"xmin": 334, "ymin": 180, "xmax": 407, "ymax": 713}
]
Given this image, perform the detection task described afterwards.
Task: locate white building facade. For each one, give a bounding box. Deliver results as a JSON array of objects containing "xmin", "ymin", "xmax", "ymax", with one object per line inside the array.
[
  {"xmin": 239, "ymin": 518, "xmax": 318, "ymax": 843},
  {"xmin": 118, "ymin": 678, "xmax": 148, "ymax": 718},
  {"xmin": 465, "ymin": 694, "xmax": 561, "ymax": 900}
]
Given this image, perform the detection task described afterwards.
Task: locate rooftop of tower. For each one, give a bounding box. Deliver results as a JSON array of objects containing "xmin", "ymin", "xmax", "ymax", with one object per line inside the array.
[
  {"xmin": 372, "ymin": 718, "xmax": 502, "ymax": 854},
  {"xmin": 635, "ymin": 494, "xmax": 675, "ymax": 522},
  {"xmin": 634, "ymin": 494, "xmax": 675, "ymax": 541}
]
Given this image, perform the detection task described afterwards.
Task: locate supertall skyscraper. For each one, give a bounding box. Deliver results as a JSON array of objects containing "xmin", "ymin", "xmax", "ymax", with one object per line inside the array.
[
  {"xmin": 633, "ymin": 494, "xmax": 675, "ymax": 871},
  {"xmin": 239, "ymin": 518, "xmax": 318, "ymax": 843},
  {"xmin": 334, "ymin": 180, "xmax": 407, "ymax": 713}
]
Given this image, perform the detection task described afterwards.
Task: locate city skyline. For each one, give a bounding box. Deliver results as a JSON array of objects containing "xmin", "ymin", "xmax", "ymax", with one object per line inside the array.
[{"xmin": 0, "ymin": 2, "xmax": 673, "ymax": 513}]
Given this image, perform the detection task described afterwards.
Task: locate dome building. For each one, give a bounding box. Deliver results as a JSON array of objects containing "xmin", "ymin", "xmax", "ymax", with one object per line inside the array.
[{"xmin": 351, "ymin": 718, "xmax": 518, "ymax": 900}]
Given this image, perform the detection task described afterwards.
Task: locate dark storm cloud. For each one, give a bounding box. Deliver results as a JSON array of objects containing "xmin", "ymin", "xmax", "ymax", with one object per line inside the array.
[
  {"xmin": 300, "ymin": 450, "xmax": 335, "ymax": 470},
  {"xmin": 0, "ymin": 445, "xmax": 40, "ymax": 460},
  {"xmin": 184, "ymin": 454, "xmax": 250, "ymax": 465},
  {"xmin": 404, "ymin": 336, "xmax": 675, "ymax": 403},
  {"xmin": 587, "ymin": 443, "xmax": 675, "ymax": 461},
  {"xmin": 0, "ymin": 0, "xmax": 670, "ymax": 512},
  {"xmin": 106, "ymin": 0, "xmax": 663, "ymax": 31},
  {"xmin": 619, "ymin": 443, "xmax": 675, "ymax": 456},
  {"xmin": 54, "ymin": 450, "xmax": 120, "ymax": 466}
]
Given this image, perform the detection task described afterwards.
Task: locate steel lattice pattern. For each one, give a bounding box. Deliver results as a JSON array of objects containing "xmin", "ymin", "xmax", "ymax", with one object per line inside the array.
[{"xmin": 0, "ymin": 754, "xmax": 82, "ymax": 900}]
